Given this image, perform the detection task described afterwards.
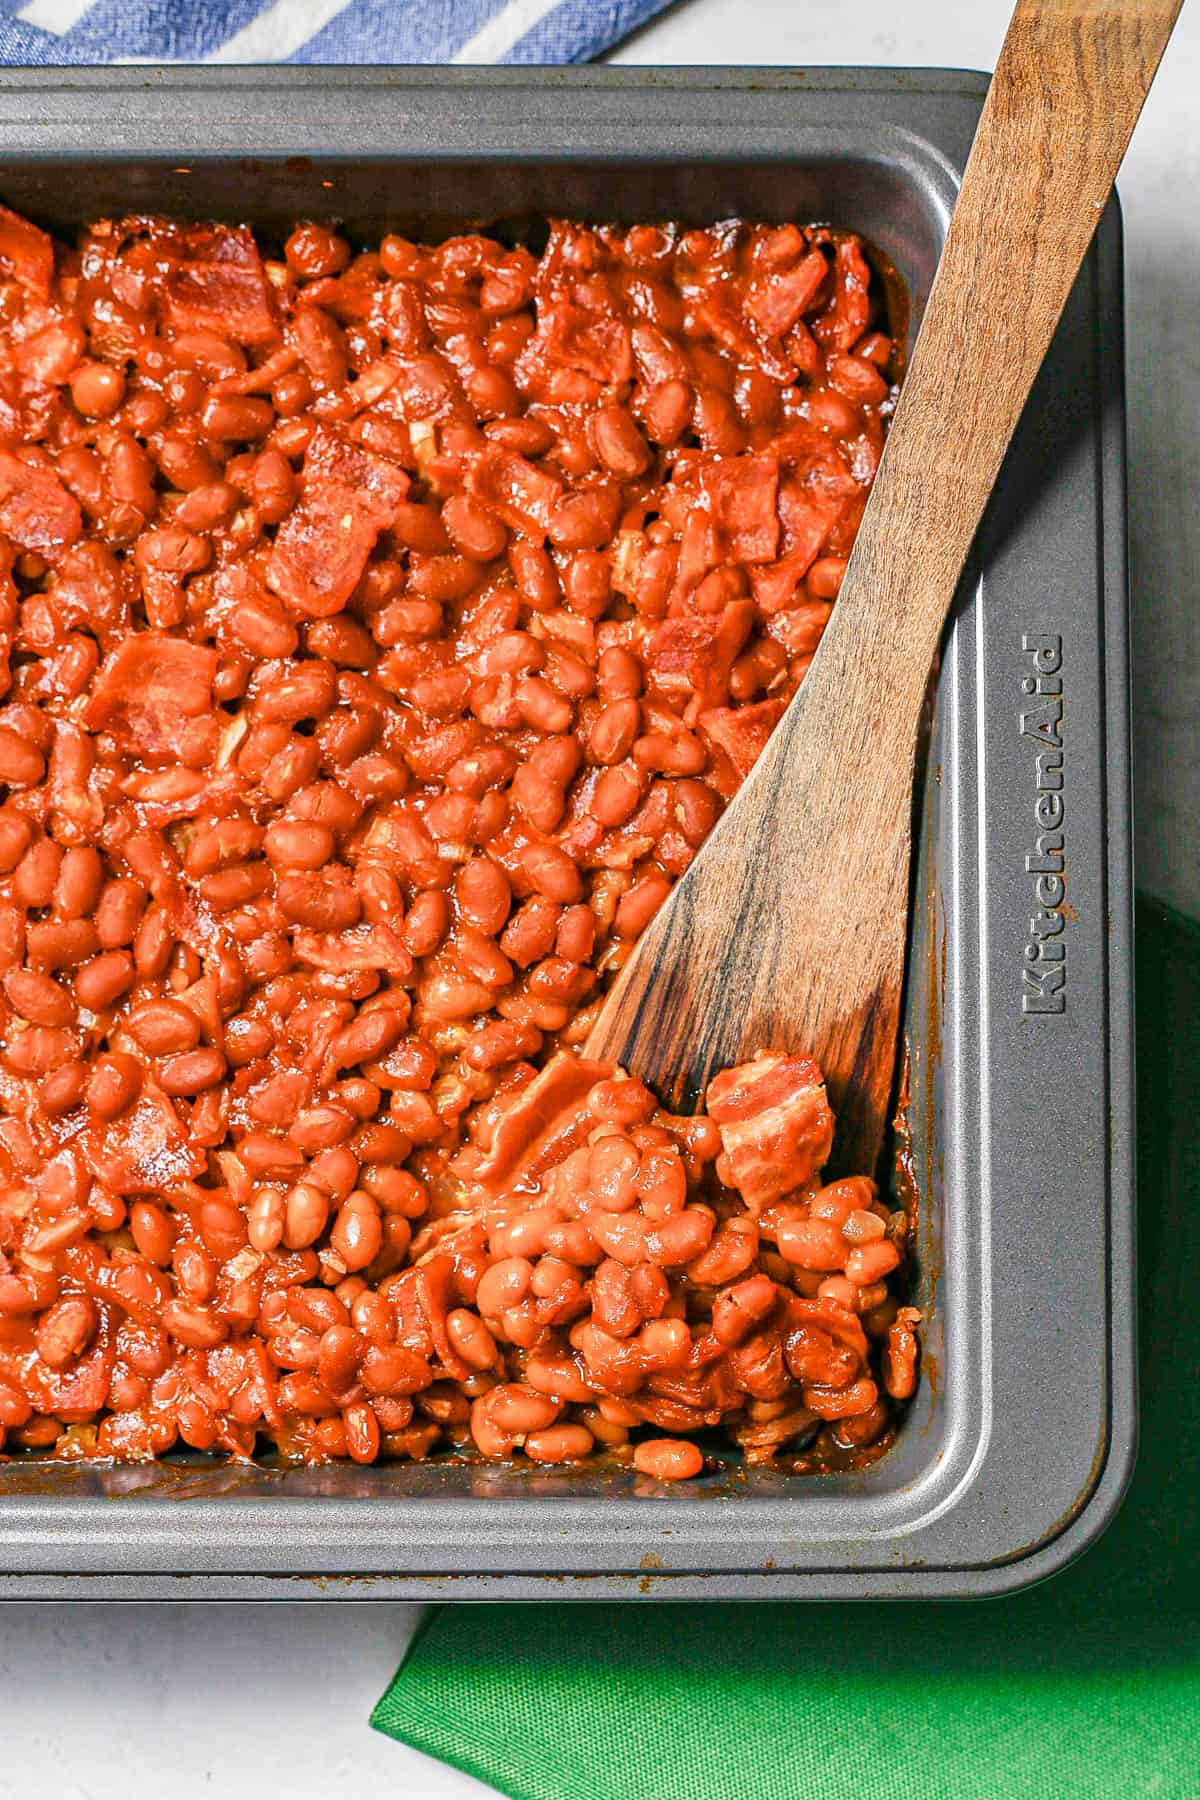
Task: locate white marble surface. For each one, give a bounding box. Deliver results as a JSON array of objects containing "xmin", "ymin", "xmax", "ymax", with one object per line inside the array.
[{"xmin": 3, "ymin": 3, "xmax": 1197, "ymax": 1795}]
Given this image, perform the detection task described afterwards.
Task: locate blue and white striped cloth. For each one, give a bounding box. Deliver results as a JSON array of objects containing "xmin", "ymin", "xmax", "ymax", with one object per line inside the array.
[{"xmin": 0, "ymin": 0, "xmax": 674, "ymax": 65}]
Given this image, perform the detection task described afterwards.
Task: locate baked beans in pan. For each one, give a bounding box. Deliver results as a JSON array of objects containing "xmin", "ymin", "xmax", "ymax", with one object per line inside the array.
[{"xmin": 0, "ymin": 205, "xmax": 915, "ymax": 1474}]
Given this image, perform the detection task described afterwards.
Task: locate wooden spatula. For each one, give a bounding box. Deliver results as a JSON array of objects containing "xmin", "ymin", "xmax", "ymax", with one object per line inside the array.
[{"xmin": 586, "ymin": 0, "xmax": 1182, "ymax": 1172}]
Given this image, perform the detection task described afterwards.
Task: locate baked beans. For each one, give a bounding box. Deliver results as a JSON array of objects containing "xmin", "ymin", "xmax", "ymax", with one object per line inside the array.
[{"xmin": 0, "ymin": 205, "xmax": 914, "ymax": 1473}]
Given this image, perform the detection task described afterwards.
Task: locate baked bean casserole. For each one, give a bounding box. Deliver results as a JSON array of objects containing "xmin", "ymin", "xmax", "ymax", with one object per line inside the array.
[{"xmin": 0, "ymin": 205, "xmax": 917, "ymax": 1476}]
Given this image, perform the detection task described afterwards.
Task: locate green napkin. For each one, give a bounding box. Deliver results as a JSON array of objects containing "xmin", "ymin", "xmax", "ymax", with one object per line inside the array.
[{"xmin": 372, "ymin": 894, "xmax": 1200, "ymax": 1800}]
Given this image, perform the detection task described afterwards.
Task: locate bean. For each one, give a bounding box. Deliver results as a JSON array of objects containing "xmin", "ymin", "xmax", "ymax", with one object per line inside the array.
[
  {"xmin": 642, "ymin": 378, "xmax": 692, "ymax": 445},
  {"xmin": 4, "ymin": 968, "xmax": 73, "ymax": 1028},
  {"xmin": 0, "ymin": 1377, "xmax": 32, "ymax": 1428},
  {"xmin": 283, "ymin": 1182, "xmax": 329, "ymax": 1250},
  {"xmin": 633, "ymin": 1438, "xmax": 704, "ymax": 1481},
  {"xmin": 4, "ymin": 1026, "xmax": 76, "ymax": 1077},
  {"xmin": 712, "ymin": 1274, "xmax": 778, "ymax": 1347},
  {"xmin": 613, "ymin": 874, "xmax": 672, "ymax": 940},
  {"xmin": 487, "ymin": 1384, "xmax": 559, "ymax": 1436},
  {"xmin": 40, "ymin": 1063, "xmax": 87, "ymax": 1117},
  {"xmin": 26, "ymin": 918, "xmax": 98, "ymax": 971},
  {"xmin": 130, "ymin": 1200, "xmax": 175, "ymax": 1266},
  {"xmin": 360, "ymin": 1345, "xmax": 430, "ymax": 1396},
  {"xmin": 589, "ymin": 697, "xmax": 641, "ymax": 766},
  {"xmin": 35, "ymin": 1294, "xmax": 97, "ymax": 1369},
  {"xmin": 524, "ymin": 1354, "xmax": 593, "ymax": 1404},
  {"xmin": 588, "ymin": 764, "xmax": 641, "ymax": 828},
  {"xmin": 53, "ymin": 847, "xmax": 103, "ymax": 919},
  {"xmin": 14, "ymin": 840, "xmax": 61, "ymax": 911},
  {"xmin": 75, "ymin": 949, "xmax": 135, "ymax": 1012},
  {"xmin": 86, "ymin": 1052, "xmax": 143, "ymax": 1121},
  {"xmin": 343, "ymin": 1402, "xmax": 381, "ymax": 1463},
  {"xmin": 248, "ymin": 1189, "xmax": 286, "ymax": 1253},
  {"xmin": 95, "ymin": 879, "xmax": 147, "ymax": 948},
  {"xmin": 162, "ymin": 1300, "xmax": 228, "ymax": 1350},
  {"xmin": 71, "ymin": 360, "xmax": 126, "ymax": 418},
  {"xmin": 0, "ymin": 811, "xmax": 32, "ymax": 872},
  {"xmin": 442, "ymin": 493, "xmax": 507, "ymax": 561},
  {"xmin": 524, "ymin": 1424, "xmax": 595, "ymax": 1465},
  {"xmin": 0, "ymin": 728, "xmax": 45, "ymax": 786},
  {"xmin": 476, "ymin": 1257, "xmax": 533, "ymax": 1317},
  {"xmin": 125, "ymin": 999, "xmax": 201, "ymax": 1056},
  {"xmin": 330, "ymin": 1194, "xmax": 383, "ymax": 1272},
  {"xmin": 590, "ymin": 405, "xmax": 650, "ymax": 477},
  {"xmin": 159, "ymin": 1048, "xmax": 226, "ymax": 1096},
  {"xmin": 521, "ymin": 842, "xmax": 582, "ymax": 905},
  {"xmin": 845, "ymin": 1239, "xmax": 901, "ymax": 1285},
  {"xmin": 774, "ymin": 1214, "xmax": 847, "ymax": 1271}
]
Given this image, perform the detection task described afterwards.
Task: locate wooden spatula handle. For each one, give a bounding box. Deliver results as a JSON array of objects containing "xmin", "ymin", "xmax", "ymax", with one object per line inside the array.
[
  {"xmin": 587, "ymin": 0, "xmax": 1180, "ymax": 1170},
  {"xmin": 831, "ymin": 0, "xmax": 1183, "ymax": 676}
]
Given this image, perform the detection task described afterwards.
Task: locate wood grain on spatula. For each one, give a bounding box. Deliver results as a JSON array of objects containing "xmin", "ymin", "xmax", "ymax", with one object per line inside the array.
[{"xmin": 586, "ymin": 0, "xmax": 1182, "ymax": 1172}]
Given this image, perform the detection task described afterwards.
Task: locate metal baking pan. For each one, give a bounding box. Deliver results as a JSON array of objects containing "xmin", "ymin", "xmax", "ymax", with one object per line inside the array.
[{"xmin": 0, "ymin": 66, "xmax": 1133, "ymax": 1600}]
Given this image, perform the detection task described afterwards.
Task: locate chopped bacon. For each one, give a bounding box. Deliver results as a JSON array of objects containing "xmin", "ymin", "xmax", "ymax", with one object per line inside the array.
[
  {"xmin": 698, "ymin": 698, "xmax": 786, "ymax": 791},
  {"xmin": 745, "ymin": 249, "xmax": 829, "ymax": 338},
  {"xmin": 266, "ymin": 425, "xmax": 409, "ymax": 618},
  {"xmin": 779, "ymin": 1293, "xmax": 870, "ymax": 1362},
  {"xmin": 779, "ymin": 476, "xmax": 843, "ymax": 562},
  {"xmin": 644, "ymin": 602, "xmax": 755, "ymax": 716},
  {"xmin": 699, "ymin": 454, "xmax": 780, "ymax": 563},
  {"xmin": 81, "ymin": 1088, "xmax": 207, "ymax": 1194},
  {"xmin": 529, "ymin": 299, "xmax": 633, "ymax": 386},
  {"xmin": 165, "ymin": 223, "xmax": 278, "ymax": 347},
  {"xmin": 706, "ymin": 1052, "xmax": 835, "ymax": 1211},
  {"xmin": 811, "ymin": 238, "xmax": 872, "ymax": 353},
  {"xmin": 85, "ymin": 632, "xmax": 217, "ymax": 759},
  {"xmin": 24, "ymin": 1329, "xmax": 116, "ymax": 1421},
  {"xmin": 453, "ymin": 1052, "xmax": 612, "ymax": 1195},
  {"xmin": 749, "ymin": 552, "xmax": 811, "ymax": 616},
  {"xmin": 384, "ymin": 1251, "xmax": 468, "ymax": 1379},
  {"xmin": 467, "ymin": 442, "xmax": 562, "ymax": 536},
  {"xmin": 292, "ymin": 924, "xmax": 414, "ymax": 977},
  {"xmin": 764, "ymin": 600, "xmax": 831, "ymax": 660},
  {"xmin": 671, "ymin": 508, "xmax": 720, "ymax": 601},
  {"xmin": 749, "ymin": 480, "xmax": 843, "ymax": 613},
  {"xmin": 0, "ymin": 451, "xmax": 81, "ymax": 560},
  {"xmin": 0, "ymin": 203, "xmax": 54, "ymax": 298}
]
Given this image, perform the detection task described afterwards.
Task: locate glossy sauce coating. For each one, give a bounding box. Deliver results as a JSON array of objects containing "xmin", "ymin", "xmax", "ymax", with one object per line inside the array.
[{"xmin": 0, "ymin": 205, "xmax": 914, "ymax": 1469}]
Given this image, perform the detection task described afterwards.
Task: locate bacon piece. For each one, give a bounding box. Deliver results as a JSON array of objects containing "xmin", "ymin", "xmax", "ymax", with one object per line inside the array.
[
  {"xmin": 706, "ymin": 1052, "xmax": 834, "ymax": 1211},
  {"xmin": 467, "ymin": 443, "xmax": 562, "ymax": 537},
  {"xmin": 778, "ymin": 1293, "xmax": 870, "ymax": 1362},
  {"xmin": 48, "ymin": 542, "xmax": 131, "ymax": 634},
  {"xmin": 811, "ymin": 239, "xmax": 872, "ymax": 354},
  {"xmin": 697, "ymin": 697, "xmax": 786, "ymax": 794},
  {"xmin": 749, "ymin": 552, "xmax": 815, "ymax": 616},
  {"xmin": 748, "ymin": 477, "xmax": 843, "ymax": 613},
  {"xmin": 532, "ymin": 299, "xmax": 633, "ymax": 385},
  {"xmin": 291, "ymin": 924, "xmax": 414, "ymax": 977},
  {"xmin": 266, "ymin": 425, "xmax": 409, "ymax": 618},
  {"xmin": 644, "ymin": 602, "xmax": 755, "ymax": 716},
  {"xmin": 384, "ymin": 1252, "xmax": 468, "ymax": 1378},
  {"xmin": 745, "ymin": 249, "xmax": 829, "ymax": 338},
  {"xmin": 0, "ymin": 203, "xmax": 54, "ymax": 297},
  {"xmin": 699, "ymin": 454, "xmax": 779, "ymax": 563},
  {"xmin": 24, "ymin": 1330, "xmax": 117, "ymax": 1421},
  {"xmin": 84, "ymin": 632, "xmax": 217, "ymax": 758},
  {"xmin": 81, "ymin": 1088, "xmax": 207, "ymax": 1195},
  {"xmin": 764, "ymin": 600, "xmax": 831, "ymax": 661},
  {"xmin": 453, "ymin": 1051, "xmax": 613, "ymax": 1195},
  {"xmin": 671, "ymin": 509, "xmax": 720, "ymax": 602},
  {"xmin": 165, "ymin": 223, "xmax": 278, "ymax": 346},
  {"xmin": 0, "ymin": 450, "xmax": 81, "ymax": 560}
]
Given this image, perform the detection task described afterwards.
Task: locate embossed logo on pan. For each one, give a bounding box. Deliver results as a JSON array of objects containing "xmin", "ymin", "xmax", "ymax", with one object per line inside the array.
[{"xmin": 1021, "ymin": 633, "xmax": 1066, "ymax": 1015}]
